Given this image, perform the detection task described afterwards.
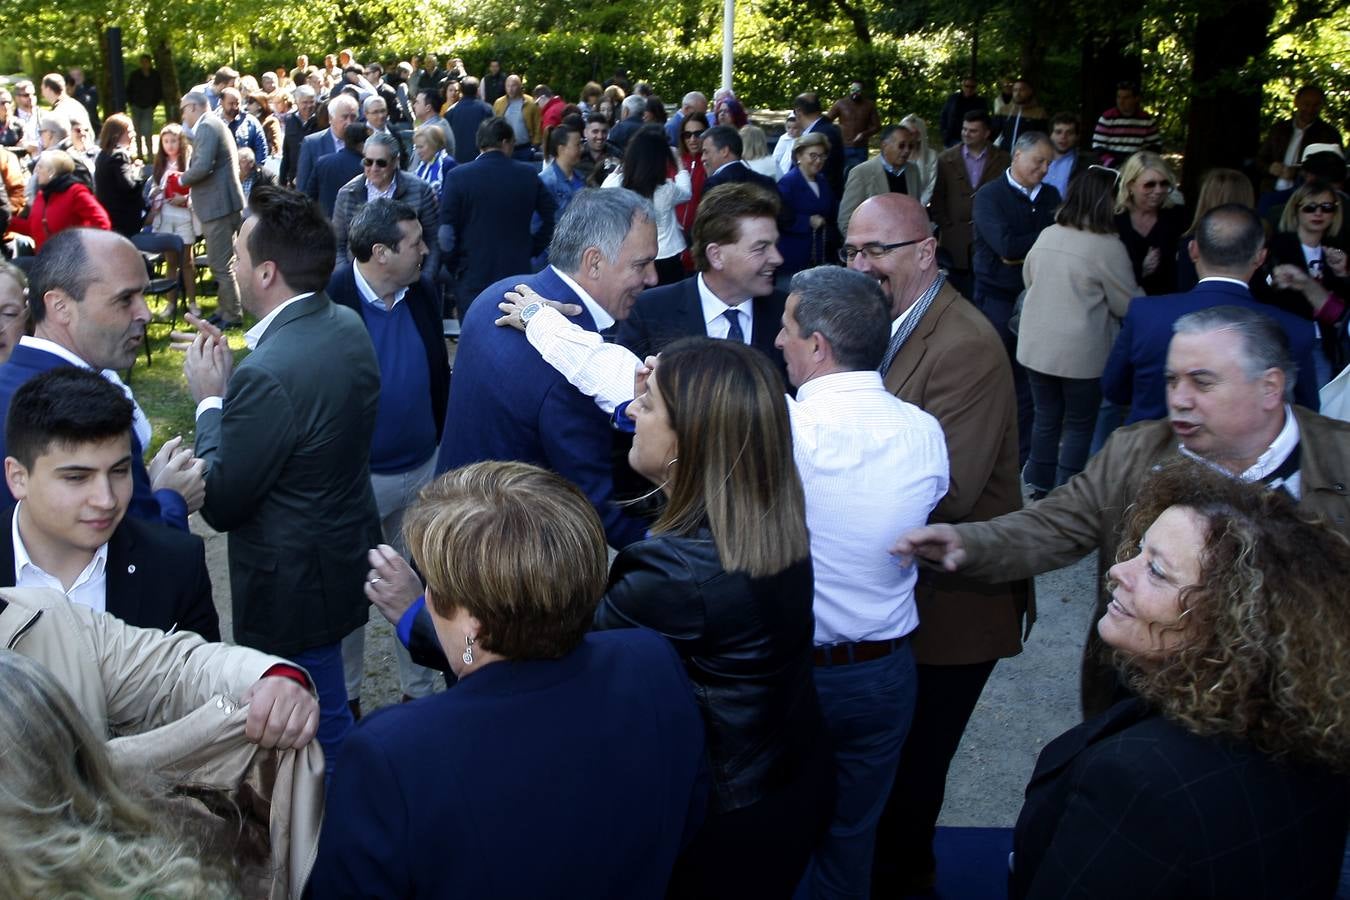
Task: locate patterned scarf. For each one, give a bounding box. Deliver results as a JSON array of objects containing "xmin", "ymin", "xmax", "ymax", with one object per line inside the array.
[{"xmin": 880, "ymin": 271, "xmax": 945, "ymax": 376}]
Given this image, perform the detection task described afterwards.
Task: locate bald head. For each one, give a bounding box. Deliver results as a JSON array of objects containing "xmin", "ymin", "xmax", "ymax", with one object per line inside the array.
[
  {"xmin": 1192, "ymin": 203, "xmax": 1267, "ymax": 279},
  {"xmin": 844, "ymin": 194, "xmax": 939, "ymax": 317}
]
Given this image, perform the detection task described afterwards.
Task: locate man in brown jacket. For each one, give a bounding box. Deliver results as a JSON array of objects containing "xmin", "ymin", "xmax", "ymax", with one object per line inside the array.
[
  {"xmin": 844, "ymin": 193, "xmax": 1033, "ymax": 894},
  {"xmin": 928, "ymin": 109, "xmax": 1009, "ymax": 300},
  {"xmin": 896, "ymin": 304, "xmax": 1350, "ymax": 720}
]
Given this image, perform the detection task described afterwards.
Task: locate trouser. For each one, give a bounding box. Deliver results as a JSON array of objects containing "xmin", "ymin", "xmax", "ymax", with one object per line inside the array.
[
  {"xmin": 287, "ymin": 641, "xmax": 354, "ymax": 785},
  {"xmin": 342, "ymin": 453, "xmax": 440, "ymax": 701},
  {"xmin": 871, "ymin": 659, "xmax": 998, "ymax": 894},
  {"xmin": 1024, "ymin": 371, "xmax": 1102, "ymax": 492},
  {"xmin": 200, "ymin": 211, "xmax": 242, "ymax": 321},
  {"xmin": 974, "ymin": 281, "xmax": 1032, "ymax": 468},
  {"xmin": 803, "ymin": 641, "xmax": 917, "ymax": 900},
  {"xmin": 130, "ymin": 105, "xmax": 156, "ymax": 158}
]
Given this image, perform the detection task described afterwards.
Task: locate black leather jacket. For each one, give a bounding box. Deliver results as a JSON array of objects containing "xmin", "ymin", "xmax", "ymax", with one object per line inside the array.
[{"xmin": 406, "ymin": 530, "xmax": 823, "ymax": 814}]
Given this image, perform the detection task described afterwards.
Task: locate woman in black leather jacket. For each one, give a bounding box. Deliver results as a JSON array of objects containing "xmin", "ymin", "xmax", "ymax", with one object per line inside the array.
[{"xmin": 378, "ymin": 337, "xmax": 831, "ymax": 898}]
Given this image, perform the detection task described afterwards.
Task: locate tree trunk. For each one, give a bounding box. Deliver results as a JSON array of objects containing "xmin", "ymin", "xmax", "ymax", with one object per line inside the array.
[
  {"xmin": 1181, "ymin": 0, "xmax": 1277, "ymax": 193},
  {"xmin": 153, "ymin": 35, "xmax": 182, "ymax": 122},
  {"xmin": 1078, "ymin": 3, "xmax": 1143, "ymax": 149}
]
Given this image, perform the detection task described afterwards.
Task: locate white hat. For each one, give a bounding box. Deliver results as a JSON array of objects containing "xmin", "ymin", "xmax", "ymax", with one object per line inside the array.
[{"xmin": 1301, "ymin": 142, "xmax": 1344, "ymax": 162}]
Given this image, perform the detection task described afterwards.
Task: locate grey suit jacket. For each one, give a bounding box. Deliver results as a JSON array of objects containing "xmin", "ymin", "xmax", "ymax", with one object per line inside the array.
[
  {"xmin": 837, "ymin": 155, "xmax": 921, "ymax": 235},
  {"xmin": 195, "ymin": 293, "xmax": 382, "ymax": 656},
  {"xmin": 179, "ymin": 112, "xmax": 244, "ymax": 221}
]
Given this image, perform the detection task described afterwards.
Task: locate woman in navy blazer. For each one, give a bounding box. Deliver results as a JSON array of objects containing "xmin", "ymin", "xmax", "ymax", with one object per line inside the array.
[
  {"xmin": 776, "ymin": 132, "xmax": 839, "ymax": 277},
  {"xmin": 307, "ymin": 462, "xmax": 708, "ymax": 899},
  {"xmin": 1012, "ymin": 461, "xmax": 1350, "ymax": 898}
]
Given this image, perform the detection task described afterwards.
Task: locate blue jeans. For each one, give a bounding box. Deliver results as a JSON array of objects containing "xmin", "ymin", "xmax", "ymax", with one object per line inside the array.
[
  {"xmin": 288, "ymin": 642, "xmax": 354, "ymax": 784},
  {"xmin": 802, "ymin": 640, "xmax": 917, "ymax": 900},
  {"xmin": 1024, "ymin": 371, "xmax": 1102, "ymax": 492}
]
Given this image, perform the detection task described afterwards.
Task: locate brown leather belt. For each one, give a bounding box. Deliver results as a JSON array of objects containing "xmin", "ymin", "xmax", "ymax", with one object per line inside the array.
[{"xmin": 813, "ymin": 636, "xmax": 907, "ymax": 667}]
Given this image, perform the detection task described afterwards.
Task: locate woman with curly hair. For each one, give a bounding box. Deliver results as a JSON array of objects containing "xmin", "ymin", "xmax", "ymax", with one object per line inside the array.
[
  {"xmin": 1011, "ymin": 460, "xmax": 1350, "ymax": 899},
  {"xmin": 0, "ymin": 650, "xmax": 235, "ymax": 898}
]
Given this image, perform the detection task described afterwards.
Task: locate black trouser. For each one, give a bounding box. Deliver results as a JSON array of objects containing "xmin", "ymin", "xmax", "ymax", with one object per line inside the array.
[{"xmin": 871, "ymin": 659, "xmax": 998, "ymax": 894}]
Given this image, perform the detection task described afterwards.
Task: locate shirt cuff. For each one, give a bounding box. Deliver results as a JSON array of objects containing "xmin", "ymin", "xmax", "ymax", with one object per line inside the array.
[
  {"xmin": 195, "ymin": 397, "xmax": 223, "ymax": 420},
  {"xmin": 261, "ymin": 663, "xmax": 312, "ymax": 690},
  {"xmin": 397, "ymin": 595, "xmax": 427, "ymax": 649},
  {"xmin": 613, "ymin": 400, "xmax": 636, "ymax": 434}
]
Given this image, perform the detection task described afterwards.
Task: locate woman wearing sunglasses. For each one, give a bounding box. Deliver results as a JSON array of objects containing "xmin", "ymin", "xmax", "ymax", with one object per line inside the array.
[
  {"xmin": 1112, "ymin": 151, "xmax": 1184, "ymax": 296},
  {"xmin": 1260, "ymin": 178, "xmax": 1348, "ymax": 384}
]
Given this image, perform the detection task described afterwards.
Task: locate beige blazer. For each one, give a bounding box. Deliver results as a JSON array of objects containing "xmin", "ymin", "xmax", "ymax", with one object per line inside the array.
[
  {"xmin": 0, "ymin": 588, "xmax": 323, "ymax": 899},
  {"xmin": 837, "ymin": 155, "xmax": 921, "ymax": 235},
  {"xmin": 1017, "ymin": 225, "xmax": 1141, "ymax": 379}
]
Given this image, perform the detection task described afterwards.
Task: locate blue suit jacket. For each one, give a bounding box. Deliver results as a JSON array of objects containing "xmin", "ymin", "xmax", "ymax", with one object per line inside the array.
[
  {"xmin": 437, "ymin": 266, "xmax": 648, "ymax": 548},
  {"xmin": 776, "ymin": 166, "xmax": 838, "ymax": 276},
  {"xmin": 1101, "ymin": 280, "xmax": 1321, "ymax": 422},
  {"xmin": 0, "ymin": 344, "xmax": 187, "ymax": 531},
  {"xmin": 307, "ymin": 628, "xmax": 709, "ymax": 899},
  {"xmin": 296, "ymin": 129, "xmax": 339, "ymax": 202},
  {"xmin": 310, "ymin": 147, "xmax": 364, "ymax": 218}
]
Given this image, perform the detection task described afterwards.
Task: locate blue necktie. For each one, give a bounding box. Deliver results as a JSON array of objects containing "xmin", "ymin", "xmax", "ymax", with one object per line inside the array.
[{"xmin": 723, "ymin": 308, "xmax": 745, "ymax": 343}]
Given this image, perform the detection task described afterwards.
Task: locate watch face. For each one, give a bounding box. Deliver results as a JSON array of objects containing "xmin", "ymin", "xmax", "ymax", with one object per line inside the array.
[{"xmin": 521, "ymin": 302, "xmax": 542, "ymax": 323}]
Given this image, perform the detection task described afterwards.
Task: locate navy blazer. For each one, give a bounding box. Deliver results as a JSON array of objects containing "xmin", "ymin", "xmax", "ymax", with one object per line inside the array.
[
  {"xmin": 327, "ymin": 265, "xmax": 450, "ymax": 442},
  {"xmin": 0, "ymin": 505, "xmax": 218, "ymax": 641},
  {"xmin": 702, "ymin": 159, "xmax": 778, "ymax": 196},
  {"xmin": 1012, "ymin": 698, "xmax": 1349, "ymax": 899},
  {"xmin": 615, "ymin": 275, "xmax": 789, "ymax": 386},
  {"xmin": 776, "ymin": 166, "xmax": 838, "ymax": 276},
  {"xmin": 0, "ymin": 343, "xmax": 187, "ymax": 531},
  {"xmin": 1100, "ymin": 279, "xmax": 1321, "ymax": 422},
  {"xmin": 308, "ymin": 628, "xmax": 709, "ymax": 899},
  {"xmin": 439, "ymin": 150, "xmax": 556, "ymax": 310},
  {"xmin": 437, "ymin": 266, "xmax": 649, "ymax": 549},
  {"xmin": 309, "ymin": 147, "xmax": 364, "ymax": 218},
  {"xmin": 804, "ymin": 117, "xmax": 847, "ymax": 196},
  {"xmin": 295, "ymin": 129, "xmax": 340, "ymax": 201}
]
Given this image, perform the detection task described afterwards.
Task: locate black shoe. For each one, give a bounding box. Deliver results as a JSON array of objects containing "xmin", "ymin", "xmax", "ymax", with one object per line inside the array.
[
  {"xmin": 348, "ymin": 699, "xmax": 362, "ymax": 721},
  {"xmin": 206, "ymin": 313, "xmax": 224, "ymax": 327}
]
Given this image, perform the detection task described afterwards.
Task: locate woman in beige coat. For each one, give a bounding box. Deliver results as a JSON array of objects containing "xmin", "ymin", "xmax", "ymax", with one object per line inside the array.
[{"xmin": 1018, "ymin": 166, "xmax": 1140, "ymax": 494}]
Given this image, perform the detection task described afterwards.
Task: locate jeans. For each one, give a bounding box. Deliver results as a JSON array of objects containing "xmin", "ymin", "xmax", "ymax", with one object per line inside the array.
[
  {"xmin": 801, "ymin": 640, "xmax": 917, "ymax": 900},
  {"xmin": 843, "ymin": 146, "xmax": 868, "ymax": 176},
  {"xmin": 1024, "ymin": 371, "xmax": 1102, "ymax": 492},
  {"xmin": 342, "ymin": 453, "xmax": 441, "ymax": 700},
  {"xmin": 288, "ymin": 642, "xmax": 354, "ymax": 784}
]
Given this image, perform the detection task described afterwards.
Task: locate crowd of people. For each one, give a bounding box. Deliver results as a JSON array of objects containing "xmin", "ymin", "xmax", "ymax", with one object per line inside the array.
[{"xmin": 0, "ymin": 47, "xmax": 1347, "ymax": 899}]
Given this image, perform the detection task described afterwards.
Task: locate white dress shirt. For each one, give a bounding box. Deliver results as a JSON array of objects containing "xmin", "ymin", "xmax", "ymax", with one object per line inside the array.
[
  {"xmin": 696, "ymin": 274, "xmax": 753, "ymax": 344},
  {"xmin": 523, "ymin": 307, "xmax": 951, "ymax": 644},
  {"xmin": 12, "ymin": 502, "xmax": 109, "ymax": 613},
  {"xmin": 18, "ymin": 336, "xmax": 152, "ymax": 450}
]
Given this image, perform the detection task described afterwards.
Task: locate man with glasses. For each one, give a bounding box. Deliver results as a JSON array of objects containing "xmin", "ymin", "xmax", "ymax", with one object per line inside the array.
[
  {"xmin": 939, "ymin": 76, "xmax": 988, "ymax": 148},
  {"xmin": 841, "ymin": 191, "xmax": 1030, "ymax": 896},
  {"xmin": 838, "ymin": 124, "xmax": 921, "ymax": 235},
  {"xmin": 332, "ymin": 132, "xmax": 439, "ymax": 275},
  {"xmin": 178, "ymin": 91, "xmax": 246, "ymax": 329},
  {"xmin": 0, "ymin": 90, "xmax": 23, "ymax": 148},
  {"xmin": 11, "ymin": 82, "xmax": 43, "ymax": 155}
]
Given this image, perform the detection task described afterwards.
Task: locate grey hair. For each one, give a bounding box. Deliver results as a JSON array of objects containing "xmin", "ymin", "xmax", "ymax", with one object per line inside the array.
[
  {"xmin": 27, "ymin": 228, "xmax": 100, "ymax": 322},
  {"xmin": 1012, "ymin": 131, "xmax": 1051, "ymax": 155},
  {"xmin": 364, "ymin": 130, "xmax": 401, "ymax": 160},
  {"xmin": 548, "ymin": 188, "xmax": 656, "ymax": 273},
  {"xmin": 37, "ymin": 116, "xmax": 68, "ymax": 140},
  {"xmin": 294, "ymin": 85, "xmax": 316, "ymax": 101},
  {"xmin": 179, "ymin": 90, "xmax": 208, "ymax": 109},
  {"xmin": 362, "ymin": 95, "xmax": 387, "ymax": 114},
  {"xmin": 237, "ymin": 146, "xmax": 255, "ymax": 164},
  {"xmin": 787, "ymin": 266, "xmax": 892, "ymax": 372},
  {"xmin": 348, "ymin": 198, "xmax": 419, "ymax": 264},
  {"xmin": 682, "ymin": 91, "xmax": 706, "ymax": 110},
  {"xmin": 621, "ymin": 94, "xmax": 647, "ymax": 118},
  {"xmin": 328, "ymin": 93, "xmax": 358, "ymax": 117},
  {"xmin": 1173, "ymin": 305, "xmax": 1296, "ymax": 399}
]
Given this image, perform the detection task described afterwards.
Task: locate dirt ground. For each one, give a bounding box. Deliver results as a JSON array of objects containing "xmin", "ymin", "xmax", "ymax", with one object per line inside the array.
[{"xmin": 196, "ymin": 514, "xmax": 1095, "ymax": 827}]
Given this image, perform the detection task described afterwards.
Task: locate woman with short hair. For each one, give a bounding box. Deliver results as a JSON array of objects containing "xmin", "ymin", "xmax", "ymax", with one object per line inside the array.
[
  {"xmin": 1113, "ymin": 150, "xmax": 1185, "ymax": 294},
  {"xmin": 1011, "ymin": 461, "xmax": 1350, "ymax": 898},
  {"xmin": 777, "ymin": 131, "xmax": 838, "ymax": 277},
  {"xmin": 410, "ymin": 123, "xmax": 456, "ymax": 196}
]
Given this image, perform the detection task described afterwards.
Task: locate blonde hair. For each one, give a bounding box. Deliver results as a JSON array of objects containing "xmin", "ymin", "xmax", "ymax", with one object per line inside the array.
[
  {"xmin": 0, "ymin": 650, "xmax": 237, "ymax": 898},
  {"xmin": 1114, "ymin": 151, "xmax": 1178, "ymax": 214},
  {"xmin": 37, "ymin": 149, "xmax": 75, "ymax": 178},
  {"xmin": 739, "ymin": 125, "xmax": 769, "ymax": 160},
  {"xmin": 1184, "ymin": 167, "xmax": 1255, "ymax": 236},
  {"xmin": 413, "ymin": 123, "xmax": 447, "ymax": 155},
  {"xmin": 649, "ymin": 338, "xmax": 810, "ymax": 577},
  {"xmin": 899, "ymin": 113, "xmax": 932, "ymax": 161},
  {"xmin": 1279, "ymin": 179, "xmax": 1342, "ymax": 238},
  {"xmin": 1112, "ymin": 461, "xmax": 1350, "ymax": 772}
]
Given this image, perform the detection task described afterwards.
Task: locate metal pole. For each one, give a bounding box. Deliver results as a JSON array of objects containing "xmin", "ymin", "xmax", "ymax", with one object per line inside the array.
[{"xmin": 721, "ymin": 0, "xmax": 734, "ymax": 93}]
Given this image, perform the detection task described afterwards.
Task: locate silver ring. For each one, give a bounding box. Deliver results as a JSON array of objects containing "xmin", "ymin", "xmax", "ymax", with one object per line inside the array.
[{"xmin": 369, "ymin": 576, "xmax": 382, "ymax": 585}]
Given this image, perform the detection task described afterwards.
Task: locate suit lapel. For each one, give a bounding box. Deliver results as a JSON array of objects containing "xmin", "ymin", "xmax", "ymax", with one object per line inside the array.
[
  {"xmin": 883, "ymin": 284, "xmax": 954, "ymax": 395},
  {"xmin": 678, "ymin": 277, "xmax": 709, "ymax": 338},
  {"xmin": 104, "ymin": 524, "xmax": 138, "ymax": 624}
]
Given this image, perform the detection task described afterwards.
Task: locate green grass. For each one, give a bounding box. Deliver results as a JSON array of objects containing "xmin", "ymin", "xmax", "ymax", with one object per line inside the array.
[{"xmin": 125, "ymin": 287, "xmax": 251, "ymax": 457}]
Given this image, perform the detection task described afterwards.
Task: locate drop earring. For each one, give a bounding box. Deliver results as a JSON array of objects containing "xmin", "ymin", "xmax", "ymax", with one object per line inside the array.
[{"xmin": 462, "ymin": 635, "xmax": 475, "ymax": 666}]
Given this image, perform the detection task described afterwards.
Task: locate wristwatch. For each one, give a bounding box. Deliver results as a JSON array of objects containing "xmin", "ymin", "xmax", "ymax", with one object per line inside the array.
[{"xmin": 519, "ymin": 302, "xmax": 544, "ymax": 327}]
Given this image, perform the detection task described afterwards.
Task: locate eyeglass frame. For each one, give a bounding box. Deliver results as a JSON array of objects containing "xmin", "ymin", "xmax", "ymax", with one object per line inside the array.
[
  {"xmin": 1300, "ymin": 202, "xmax": 1339, "ymax": 214},
  {"xmin": 362, "ymin": 156, "xmax": 392, "ymax": 168},
  {"xmin": 838, "ymin": 238, "xmax": 924, "ymax": 264}
]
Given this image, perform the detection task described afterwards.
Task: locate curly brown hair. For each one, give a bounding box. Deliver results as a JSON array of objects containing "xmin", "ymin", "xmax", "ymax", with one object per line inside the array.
[{"xmin": 1111, "ymin": 460, "xmax": 1350, "ymax": 772}]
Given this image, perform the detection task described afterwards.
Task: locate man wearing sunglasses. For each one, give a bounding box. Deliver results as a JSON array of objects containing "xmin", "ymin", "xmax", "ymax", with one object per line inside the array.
[{"xmin": 332, "ymin": 131, "xmax": 439, "ymax": 276}]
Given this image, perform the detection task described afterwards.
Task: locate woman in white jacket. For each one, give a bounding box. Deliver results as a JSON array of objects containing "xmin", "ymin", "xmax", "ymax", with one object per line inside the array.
[{"xmin": 602, "ymin": 123, "xmax": 691, "ymax": 284}]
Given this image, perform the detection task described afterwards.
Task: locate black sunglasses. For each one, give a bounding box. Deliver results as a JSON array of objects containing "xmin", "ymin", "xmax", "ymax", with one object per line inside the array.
[
  {"xmin": 1301, "ymin": 202, "xmax": 1339, "ymax": 214},
  {"xmin": 362, "ymin": 157, "xmax": 391, "ymax": 168},
  {"xmin": 683, "ymin": 128, "xmax": 705, "ymax": 138}
]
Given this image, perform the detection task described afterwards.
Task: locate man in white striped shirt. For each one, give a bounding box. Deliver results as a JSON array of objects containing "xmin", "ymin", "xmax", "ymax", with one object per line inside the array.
[{"xmin": 498, "ymin": 264, "xmax": 950, "ymax": 900}]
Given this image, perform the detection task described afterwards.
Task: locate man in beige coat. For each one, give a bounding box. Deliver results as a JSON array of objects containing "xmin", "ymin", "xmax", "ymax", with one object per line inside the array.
[
  {"xmin": 837, "ymin": 124, "xmax": 922, "ymax": 235},
  {"xmin": 844, "ymin": 193, "xmax": 1033, "ymax": 894},
  {"xmin": 896, "ymin": 304, "xmax": 1350, "ymax": 720},
  {"xmin": 0, "ymin": 587, "xmax": 324, "ymax": 899}
]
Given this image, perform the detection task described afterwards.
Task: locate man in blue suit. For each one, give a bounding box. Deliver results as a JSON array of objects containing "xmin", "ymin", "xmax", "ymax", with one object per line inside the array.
[
  {"xmin": 701, "ymin": 125, "xmax": 778, "ymax": 196},
  {"xmin": 1103, "ymin": 204, "xmax": 1321, "ymax": 422},
  {"xmin": 440, "ymin": 116, "xmax": 556, "ymax": 319},
  {"xmin": 296, "ymin": 94, "xmax": 359, "ymax": 201},
  {"xmin": 0, "ymin": 229, "xmax": 203, "ymax": 532},
  {"xmin": 438, "ymin": 188, "xmax": 657, "ymax": 550}
]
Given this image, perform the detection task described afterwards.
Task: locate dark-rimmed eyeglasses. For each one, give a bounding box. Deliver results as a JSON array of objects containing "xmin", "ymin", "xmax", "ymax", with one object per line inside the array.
[
  {"xmin": 362, "ymin": 157, "xmax": 391, "ymax": 168},
  {"xmin": 683, "ymin": 128, "xmax": 705, "ymax": 139},
  {"xmin": 1301, "ymin": 202, "xmax": 1339, "ymax": 214},
  {"xmin": 838, "ymin": 239, "xmax": 923, "ymax": 263}
]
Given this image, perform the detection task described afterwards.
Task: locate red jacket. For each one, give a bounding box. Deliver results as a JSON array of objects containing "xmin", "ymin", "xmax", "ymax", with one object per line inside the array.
[{"xmin": 10, "ymin": 178, "xmax": 110, "ymax": 249}]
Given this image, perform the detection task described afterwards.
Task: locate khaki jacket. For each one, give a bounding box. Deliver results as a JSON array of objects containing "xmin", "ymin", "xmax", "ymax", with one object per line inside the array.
[
  {"xmin": 492, "ymin": 93, "xmax": 542, "ymax": 146},
  {"xmin": 955, "ymin": 407, "xmax": 1350, "ymax": 713},
  {"xmin": 0, "ymin": 588, "xmax": 323, "ymax": 899},
  {"xmin": 885, "ymin": 282, "xmax": 1034, "ymax": 664}
]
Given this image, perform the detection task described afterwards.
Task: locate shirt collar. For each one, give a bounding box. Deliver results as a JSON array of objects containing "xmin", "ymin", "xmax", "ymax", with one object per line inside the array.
[
  {"xmin": 711, "ymin": 159, "xmax": 746, "ymax": 177},
  {"xmin": 353, "ymin": 260, "xmax": 408, "ymax": 309},
  {"xmin": 889, "ymin": 274, "xmax": 942, "ymax": 336},
  {"xmin": 1178, "ymin": 405, "xmax": 1300, "ymax": 483},
  {"xmin": 796, "ymin": 369, "xmax": 885, "ymax": 401},
  {"xmin": 13, "ymin": 500, "xmax": 110, "ymax": 590},
  {"xmin": 1005, "ymin": 169, "xmax": 1042, "ymax": 202},
  {"xmin": 19, "ymin": 335, "xmax": 88, "ymax": 368},
  {"xmin": 880, "ymin": 157, "xmax": 906, "ymax": 176},
  {"xmin": 550, "ymin": 267, "xmax": 614, "ymax": 331},
  {"xmin": 962, "ymin": 144, "xmax": 988, "ymax": 161},
  {"xmin": 245, "ymin": 292, "xmax": 314, "ymax": 349},
  {"xmin": 1197, "ymin": 276, "xmax": 1250, "ymax": 289},
  {"xmin": 697, "ymin": 273, "xmax": 753, "ymax": 324}
]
